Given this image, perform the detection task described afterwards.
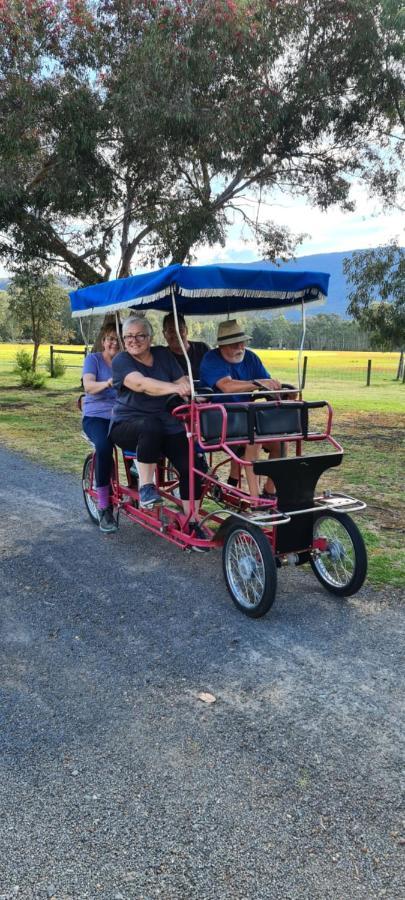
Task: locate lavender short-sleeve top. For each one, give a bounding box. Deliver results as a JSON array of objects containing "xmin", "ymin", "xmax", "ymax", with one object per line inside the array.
[{"xmin": 82, "ymin": 352, "xmax": 117, "ymax": 419}]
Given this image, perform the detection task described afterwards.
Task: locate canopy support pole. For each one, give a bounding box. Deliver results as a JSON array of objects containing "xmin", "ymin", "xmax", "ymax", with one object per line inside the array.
[
  {"xmin": 297, "ymin": 299, "xmax": 306, "ymax": 392},
  {"xmin": 170, "ymin": 286, "xmax": 195, "ymax": 400},
  {"xmin": 79, "ymin": 316, "xmax": 91, "ymax": 352},
  {"xmin": 115, "ymin": 312, "xmax": 123, "ymax": 350}
]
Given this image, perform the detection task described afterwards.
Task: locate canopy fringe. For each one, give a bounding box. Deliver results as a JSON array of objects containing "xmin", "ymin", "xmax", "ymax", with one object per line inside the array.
[
  {"xmin": 178, "ymin": 287, "xmax": 324, "ymax": 300},
  {"xmin": 72, "ymin": 289, "xmax": 326, "ymax": 318}
]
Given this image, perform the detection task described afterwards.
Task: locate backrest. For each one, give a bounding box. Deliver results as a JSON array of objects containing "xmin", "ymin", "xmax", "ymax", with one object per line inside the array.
[
  {"xmin": 199, "ymin": 405, "xmax": 249, "ymax": 443},
  {"xmin": 198, "ymin": 402, "xmax": 303, "ymax": 445},
  {"xmin": 255, "ymin": 405, "xmax": 301, "ymax": 436}
]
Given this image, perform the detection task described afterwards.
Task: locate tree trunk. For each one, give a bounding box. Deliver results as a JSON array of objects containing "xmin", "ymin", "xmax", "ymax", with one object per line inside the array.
[{"xmin": 32, "ymin": 342, "xmax": 39, "ymax": 372}]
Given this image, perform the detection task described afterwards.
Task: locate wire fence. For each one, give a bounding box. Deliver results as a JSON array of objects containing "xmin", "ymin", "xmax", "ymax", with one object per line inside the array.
[
  {"xmin": 256, "ymin": 350, "xmax": 404, "ymax": 387},
  {"xmin": 0, "ymin": 343, "xmax": 86, "ymax": 373},
  {"xmin": 0, "ymin": 343, "xmax": 403, "ymax": 387}
]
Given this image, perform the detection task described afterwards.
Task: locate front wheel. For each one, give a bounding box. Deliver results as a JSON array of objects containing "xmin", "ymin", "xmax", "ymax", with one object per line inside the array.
[
  {"xmin": 82, "ymin": 453, "xmax": 99, "ymax": 524},
  {"xmin": 310, "ymin": 511, "xmax": 367, "ymax": 596},
  {"xmin": 222, "ymin": 521, "xmax": 277, "ymax": 618}
]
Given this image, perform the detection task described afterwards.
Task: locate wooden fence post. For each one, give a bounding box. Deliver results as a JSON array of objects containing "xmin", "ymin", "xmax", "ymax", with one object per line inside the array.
[
  {"xmin": 302, "ymin": 355, "xmax": 308, "ymax": 389},
  {"xmin": 366, "ymin": 359, "xmax": 372, "ymax": 386},
  {"xmin": 50, "ymin": 345, "xmax": 54, "ymax": 377},
  {"xmin": 396, "ymin": 350, "xmax": 404, "ymax": 381}
]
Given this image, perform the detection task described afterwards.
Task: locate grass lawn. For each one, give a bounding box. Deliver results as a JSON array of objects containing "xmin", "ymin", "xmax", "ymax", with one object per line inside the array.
[{"xmin": 0, "ymin": 346, "xmax": 404, "ymax": 589}]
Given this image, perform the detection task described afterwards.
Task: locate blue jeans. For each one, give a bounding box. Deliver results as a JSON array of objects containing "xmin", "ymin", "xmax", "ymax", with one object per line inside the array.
[{"xmin": 82, "ymin": 416, "xmax": 114, "ymax": 488}]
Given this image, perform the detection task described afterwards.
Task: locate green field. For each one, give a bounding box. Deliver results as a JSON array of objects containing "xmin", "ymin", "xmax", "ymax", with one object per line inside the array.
[{"xmin": 0, "ymin": 343, "xmax": 404, "ymax": 588}]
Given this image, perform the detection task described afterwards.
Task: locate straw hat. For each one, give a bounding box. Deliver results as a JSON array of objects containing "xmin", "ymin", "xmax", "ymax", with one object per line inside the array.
[{"xmin": 217, "ymin": 319, "xmax": 251, "ymax": 346}]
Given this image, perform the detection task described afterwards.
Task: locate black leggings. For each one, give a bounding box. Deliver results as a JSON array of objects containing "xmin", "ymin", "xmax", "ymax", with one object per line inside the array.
[
  {"xmin": 82, "ymin": 416, "xmax": 114, "ymax": 488},
  {"xmin": 110, "ymin": 418, "xmax": 202, "ymax": 500}
]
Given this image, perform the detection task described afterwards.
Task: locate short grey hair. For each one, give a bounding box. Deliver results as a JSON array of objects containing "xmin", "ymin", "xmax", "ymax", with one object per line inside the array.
[{"xmin": 122, "ymin": 315, "xmax": 153, "ymax": 339}]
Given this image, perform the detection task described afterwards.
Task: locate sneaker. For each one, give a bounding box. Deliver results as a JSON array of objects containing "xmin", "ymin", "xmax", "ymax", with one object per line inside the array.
[
  {"xmin": 139, "ymin": 483, "xmax": 163, "ymax": 509},
  {"xmin": 99, "ymin": 506, "xmax": 118, "ymax": 533},
  {"xmin": 190, "ymin": 520, "xmax": 210, "ymax": 552}
]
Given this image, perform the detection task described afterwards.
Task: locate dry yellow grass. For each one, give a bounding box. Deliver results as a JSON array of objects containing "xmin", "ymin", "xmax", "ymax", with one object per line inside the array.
[
  {"xmin": 258, "ymin": 348, "xmax": 399, "ymax": 373},
  {"xmin": 0, "ymin": 342, "xmax": 86, "ymax": 365},
  {"xmin": 0, "ymin": 342, "xmax": 400, "ymax": 371}
]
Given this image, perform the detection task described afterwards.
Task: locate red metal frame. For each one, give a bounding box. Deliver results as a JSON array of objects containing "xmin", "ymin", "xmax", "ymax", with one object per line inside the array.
[{"xmin": 83, "ymin": 395, "xmax": 351, "ymax": 557}]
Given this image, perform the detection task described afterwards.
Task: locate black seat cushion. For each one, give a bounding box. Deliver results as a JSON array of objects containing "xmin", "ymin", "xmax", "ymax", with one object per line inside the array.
[
  {"xmin": 199, "ymin": 405, "xmax": 249, "ymax": 443},
  {"xmin": 199, "ymin": 403, "xmax": 303, "ymax": 444},
  {"xmin": 255, "ymin": 406, "xmax": 301, "ymax": 436}
]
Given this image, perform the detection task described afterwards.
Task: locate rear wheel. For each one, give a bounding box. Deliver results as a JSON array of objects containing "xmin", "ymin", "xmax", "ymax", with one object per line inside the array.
[
  {"xmin": 82, "ymin": 453, "xmax": 99, "ymax": 524},
  {"xmin": 310, "ymin": 511, "xmax": 367, "ymax": 596},
  {"xmin": 222, "ymin": 521, "xmax": 277, "ymax": 618}
]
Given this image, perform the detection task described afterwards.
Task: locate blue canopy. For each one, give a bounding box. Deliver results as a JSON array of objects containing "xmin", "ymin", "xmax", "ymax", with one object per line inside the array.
[{"xmin": 70, "ymin": 262, "xmax": 330, "ymax": 318}]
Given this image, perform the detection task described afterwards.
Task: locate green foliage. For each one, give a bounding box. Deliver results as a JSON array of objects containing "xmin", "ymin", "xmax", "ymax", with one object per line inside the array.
[
  {"xmin": 344, "ymin": 243, "xmax": 405, "ymax": 349},
  {"xmin": 14, "ymin": 345, "xmax": 46, "ymax": 385},
  {"xmin": 250, "ymin": 319, "xmax": 273, "ymax": 349},
  {"xmin": 14, "ymin": 348, "xmax": 33, "ymax": 374},
  {"xmin": 0, "ymin": 1, "xmax": 403, "ymax": 282},
  {"xmin": 45, "ymin": 355, "xmax": 66, "ymax": 378},
  {"xmin": 7, "ymin": 266, "xmax": 70, "ymax": 369},
  {"xmin": 0, "ymin": 291, "xmax": 12, "ymax": 340},
  {"xmin": 19, "ymin": 369, "xmax": 46, "ymax": 389},
  {"xmin": 186, "ymin": 313, "xmax": 369, "ymax": 351}
]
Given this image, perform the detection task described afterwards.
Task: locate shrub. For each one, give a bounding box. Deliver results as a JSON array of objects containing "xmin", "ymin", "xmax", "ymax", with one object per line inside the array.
[
  {"xmin": 19, "ymin": 370, "xmax": 46, "ymax": 389},
  {"xmin": 45, "ymin": 355, "xmax": 66, "ymax": 377},
  {"xmin": 14, "ymin": 349, "xmax": 33, "ymax": 374}
]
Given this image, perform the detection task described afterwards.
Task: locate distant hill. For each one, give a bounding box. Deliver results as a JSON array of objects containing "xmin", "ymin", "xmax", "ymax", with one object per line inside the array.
[
  {"xmin": 244, "ymin": 250, "xmax": 367, "ymax": 320},
  {"xmin": 0, "ymin": 249, "xmax": 399, "ymax": 319}
]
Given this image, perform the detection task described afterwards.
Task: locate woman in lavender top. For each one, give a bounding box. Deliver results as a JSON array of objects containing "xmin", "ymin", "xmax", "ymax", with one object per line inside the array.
[{"xmin": 82, "ymin": 324, "xmax": 120, "ymax": 533}]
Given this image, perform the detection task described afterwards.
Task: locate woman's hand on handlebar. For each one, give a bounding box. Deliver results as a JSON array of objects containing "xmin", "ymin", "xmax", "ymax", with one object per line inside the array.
[{"xmin": 173, "ymin": 376, "xmax": 191, "ymax": 400}]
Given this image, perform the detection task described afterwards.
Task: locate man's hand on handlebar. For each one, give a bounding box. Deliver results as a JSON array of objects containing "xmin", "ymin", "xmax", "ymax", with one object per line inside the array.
[{"xmin": 255, "ymin": 378, "xmax": 282, "ymax": 392}]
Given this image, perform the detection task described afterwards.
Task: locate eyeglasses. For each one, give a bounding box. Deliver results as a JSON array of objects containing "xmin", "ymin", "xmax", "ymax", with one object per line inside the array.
[
  {"xmin": 124, "ymin": 333, "xmax": 150, "ymax": 343},
  {"xmin": 105, "ymin": 337, "xmax": 119, "ymax": 344}
]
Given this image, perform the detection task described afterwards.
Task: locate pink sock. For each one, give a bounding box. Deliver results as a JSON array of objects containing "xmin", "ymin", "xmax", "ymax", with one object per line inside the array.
[{"xmin": 97, "ymin": 485, "xmax": 110, "ymax": 510}]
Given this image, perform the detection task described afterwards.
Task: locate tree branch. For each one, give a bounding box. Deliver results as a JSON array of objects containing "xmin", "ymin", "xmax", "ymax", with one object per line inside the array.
[{"xmin": 18, "ymin": 211, "xmax": 104, "ymax": 284}]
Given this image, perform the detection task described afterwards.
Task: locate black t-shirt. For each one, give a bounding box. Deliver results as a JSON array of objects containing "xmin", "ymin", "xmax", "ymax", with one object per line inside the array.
[
  {"xmin": 170, "ymin": 341, "xmax": 210, "ymax": 379},
  {"xmin": 111, "ymin": 346, "xmax": 185, "ymax": 434}
]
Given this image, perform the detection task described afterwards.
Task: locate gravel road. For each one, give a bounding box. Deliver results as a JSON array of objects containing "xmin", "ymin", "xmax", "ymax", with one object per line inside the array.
[{"xmin": 0, "ymin": 446, "xmax": 403, "ymax": 900}]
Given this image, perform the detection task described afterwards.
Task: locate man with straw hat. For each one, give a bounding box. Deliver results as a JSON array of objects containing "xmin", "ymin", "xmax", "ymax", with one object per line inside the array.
[{"xmin": 199, "ymin": 319, "xmax": 283, "ymax": 498}]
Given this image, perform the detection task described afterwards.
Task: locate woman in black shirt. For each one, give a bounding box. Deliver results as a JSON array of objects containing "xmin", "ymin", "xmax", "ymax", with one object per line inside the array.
[{"xmin": 110, "ymin": 316, "xmax": 206, "ymax": 543}]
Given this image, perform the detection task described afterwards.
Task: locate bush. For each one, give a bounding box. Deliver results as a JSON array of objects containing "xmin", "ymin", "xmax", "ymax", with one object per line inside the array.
[
  {"xmin": 45, "ymin": 355, "xmax": 66, "ymax": 377},
  {"xmin": 19, "ymin": 370, "xmax": 46, "ymax": 389},
  {"xmin": 14, "ymin": 349, "xmax": 33, "ymax": 374}
]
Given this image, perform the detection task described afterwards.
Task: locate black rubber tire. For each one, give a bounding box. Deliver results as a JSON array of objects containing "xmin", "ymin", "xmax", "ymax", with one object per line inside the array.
[
  {"xmin": 222, "ymin": 521, "xmax": 277, "ymax": 618},
  {"xmin": 310, "ymin": 511, "xmax": 367, "ymax": 596},
  {"xmin": 82, "ymin": 453, "xmax": 99, "ymax": 524}
]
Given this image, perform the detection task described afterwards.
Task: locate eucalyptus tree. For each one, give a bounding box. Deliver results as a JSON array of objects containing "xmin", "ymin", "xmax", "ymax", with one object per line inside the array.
[
  {"xmin": 344, "ymin": 242, "xmax": 405, "ymax": 349},
  {"xmin": 0, "ymin": 0, "xmax": 403, "ymax": 284},
  {"xmin": 8, "ymin": 267, "xmax": 69, "ymax": 369}
]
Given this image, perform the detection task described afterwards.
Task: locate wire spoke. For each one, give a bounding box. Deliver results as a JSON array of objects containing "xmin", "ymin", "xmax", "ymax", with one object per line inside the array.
[
  {"xmin": 226, "ymin": 530, "xmax": 265, "ymax": 608},
  {"xmin": 314, "ymin": 517, "xmax": 356, "ymax": 588}
]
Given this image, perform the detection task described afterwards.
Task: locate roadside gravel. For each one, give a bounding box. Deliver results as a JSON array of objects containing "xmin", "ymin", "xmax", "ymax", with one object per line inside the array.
[{"xmin": 0, "ymin": 447, "xmax": 403, "ymax": 900}]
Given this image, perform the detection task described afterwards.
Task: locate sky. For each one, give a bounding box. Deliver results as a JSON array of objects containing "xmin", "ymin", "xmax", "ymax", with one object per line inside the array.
[
  {"xmin": 193, "ymin": 182, "xmax": 404, "ymax": 266},
  {"xmin": 1, "ymin": 184, "xmax": 403, "ymax": 279}
]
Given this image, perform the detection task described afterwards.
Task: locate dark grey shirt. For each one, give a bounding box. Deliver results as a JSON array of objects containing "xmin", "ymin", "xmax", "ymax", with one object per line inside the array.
[
  {"xmin": 170, "ymin": 341, "xmax": 210, "ymax": 379},
  {"xmin": 111, "ymin": 346, "xmax": 185, "ymax": 434}
]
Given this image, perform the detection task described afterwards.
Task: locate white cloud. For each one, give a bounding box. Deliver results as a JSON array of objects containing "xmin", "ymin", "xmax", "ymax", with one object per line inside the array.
[
  {"xmin": 194, "ymin": 182, "xmax": 404, "ymax": 264},
  {"xmin": 1, "ymin": 184, "xmax": 402, "ymax": 278}
]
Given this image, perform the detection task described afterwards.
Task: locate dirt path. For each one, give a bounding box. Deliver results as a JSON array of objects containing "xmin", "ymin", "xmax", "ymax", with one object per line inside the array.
[{"xmin": 0, "ymin": 447, "xmax": 403, "ymax": 900}]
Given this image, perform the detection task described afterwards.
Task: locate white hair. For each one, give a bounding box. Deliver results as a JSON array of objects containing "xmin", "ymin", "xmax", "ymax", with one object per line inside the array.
[{"xmin": 122, "ymin": 315, "xmax": 154, "ymax": 338}]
